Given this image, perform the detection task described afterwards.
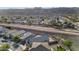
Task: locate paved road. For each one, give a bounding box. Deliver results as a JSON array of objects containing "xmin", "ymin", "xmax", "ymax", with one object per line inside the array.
[{"xmin": 0, "ymin": 23, "xmax": 79, "ymax": 36}]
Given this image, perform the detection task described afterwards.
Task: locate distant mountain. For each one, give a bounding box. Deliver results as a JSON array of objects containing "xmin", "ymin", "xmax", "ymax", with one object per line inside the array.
[{"xmin": 0, "ymin": 7, "xmax": 79, "ymax": 15}]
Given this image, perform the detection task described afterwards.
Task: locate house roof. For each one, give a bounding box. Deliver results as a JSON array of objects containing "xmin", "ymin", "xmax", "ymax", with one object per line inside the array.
[
  {"xmin": 20, "ymin": 32, "xmax": 32, "ymax": 39},
  {"xmin": 0, "ymin": 26, "xmax": 7, "ymax": 32},
  {"xmin": 9, "ymin": 30, "xmax": 26, "ymax": 37},
  {"xmin": 30, "ymin": 34, "xmax": 49, "ymax": 42},
  {"xmin": 29, "ymin": 42, "xmax": 50, "ymax": 51},
  {"xmin": 30, "ymin": 44, "xmax": 50, "ymax": 51}
]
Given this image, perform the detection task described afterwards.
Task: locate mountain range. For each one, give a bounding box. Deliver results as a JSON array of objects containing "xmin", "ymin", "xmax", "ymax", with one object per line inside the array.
[{"xmin": 0, "ymin": 7, "xmax": 79, "ymax": 15}]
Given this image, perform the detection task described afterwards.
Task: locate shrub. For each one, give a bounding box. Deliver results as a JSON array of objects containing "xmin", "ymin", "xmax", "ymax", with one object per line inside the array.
[
  {"xmin": 63, "ymin": 40, "xmax": 72, "ymax": 47},
  {"xmin": 54, "ymin": 45, "xmax": 66, "ymax": 51},
  {"xmin": 0, "ymin": 44, "xmax": 10, "ymax": 51}
]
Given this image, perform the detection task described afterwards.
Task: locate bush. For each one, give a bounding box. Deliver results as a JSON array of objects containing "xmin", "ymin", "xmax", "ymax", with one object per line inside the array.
[
  {"xmin": 54, "ymin": 45, "xmax": 66, "ymax": 51},
  {"xmin": 0, "ymin": 44, "xmax": 10, "ymax": 51},
  {"xmin": 63, "ymin": 40, "xmax": 72, "ymax": 47}
]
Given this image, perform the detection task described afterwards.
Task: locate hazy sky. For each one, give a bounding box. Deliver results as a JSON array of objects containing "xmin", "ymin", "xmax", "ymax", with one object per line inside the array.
[{"xmin": 0, "ymin": 0, "xmax": 79, "ymax": 8}]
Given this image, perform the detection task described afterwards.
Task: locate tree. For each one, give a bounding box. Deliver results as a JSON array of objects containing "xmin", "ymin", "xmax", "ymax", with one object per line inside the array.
[
  {"xmin": 16, "ymin": 16, "xmax": 21, "ymax": 19},
  {"xmin": 26, "ymin": 19, "xmax": 32, "ymax": 25},
  {"xmin": 63, "ymin": 21, "xmax": 75, "ymax": 29},
  {"xmin": 0, "ymin": 44, "xmax": 10, "ymax": 51},
  {"xmin": 64, "ymin": 15, "xmax": 79, "ymax": 22},
  {"xmin": 1, "ymin": 16, "xmax": 8, "ymax": 23},
  {"xmin": 50, "ymin": 19, "xmax": 63, "ymax": 29},
  {"xmin": 12, "ymin": 35, "xmax": 21, "ymax": 43}
]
